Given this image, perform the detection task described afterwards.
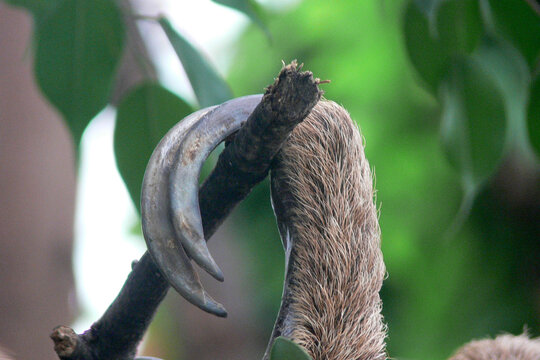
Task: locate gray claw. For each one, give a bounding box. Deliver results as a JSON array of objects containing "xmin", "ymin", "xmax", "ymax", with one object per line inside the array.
[
  {"xmin": 141, "ymin": 95, "xmax": 262, "ymax": 317},
  {"xmin": 142, "ymin": 107, "xmax": 227, "ymax": 316},
  {"xmin": 168, "ymin": 95, "xmax": 262, "ymax": 280}
]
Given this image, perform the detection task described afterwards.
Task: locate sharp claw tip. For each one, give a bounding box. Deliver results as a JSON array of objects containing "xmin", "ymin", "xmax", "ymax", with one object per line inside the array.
[
  {"xmin": 215, "ymin": 270, "xmax": 225, "ymax": 282},
  {"xmin": 205, "ymin": 299, "xmax": 228, "ymax": 317},
  {"xmin": 200, "ymin": 257, "xmax": 224, "ymax": 282},
  {"xmin": 192, "ymin": 244, "xmax": 224, "ymax": 282},
  {"xmin": 213, "ymin": 306, "xmax": 228, "ymax": 318}
]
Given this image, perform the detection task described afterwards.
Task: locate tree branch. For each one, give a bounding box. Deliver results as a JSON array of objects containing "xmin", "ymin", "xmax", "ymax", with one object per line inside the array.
[
  {"xmin": 524, "ymin": 0, "xmax": 540, "ymax": 17},
  {"xmin": 200, "ymin": 61, "xmax": 323, "ymax": 234},
  {"xmin": 51, "ymin": 60, "xmax": 323, "ymax": 360}
]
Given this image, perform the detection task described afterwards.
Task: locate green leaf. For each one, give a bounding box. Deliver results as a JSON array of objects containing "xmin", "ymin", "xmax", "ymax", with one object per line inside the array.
[
  {"xmin": 472, "ymin": 35, "xmax": 531, "ymax": 156},
  {"xmin": 403, "ymin": 0, "xmax": 482, "ymax": 93},
  {"xmin": 404, "ymin": 2, "xmax": 447, "ymax": 91},
  {"xmin": 270, "ymin": 337, "xmax": 312, "ymax": 360},
  {"xmin": 412, "ymin": 0, "xmax": 444, "ymax": 19},
  {"xmin": 34, "ymin": 0, "xmax": 125, "ymax": 149},
  {"xmin": 436, "ymin": 0, "xmax": 482, "ymax": 55},
  {"xmin": 159, "ymin": 17, "xmax": 233, "ymax": 108},
  {"xmin": 2, "ymin": 0, "xmax": 57, "ymax": 15},
  {"xmin": 488, "ymin": 0, "xmax": 540, "ymax": 71},
  {"xmin": 440, "ymin": 58, "xmax": 506, "ymax": 191},
  {"xmin": 114, "ymin": 83, "xmax": 193, "ymax": 213},
  {"xmin": 527, "ymin": 76, "xmax": 540, "ymax": 158},
  {"xmin": 213, "ymin": 0, "xmax": 270, "ymax": 39}
]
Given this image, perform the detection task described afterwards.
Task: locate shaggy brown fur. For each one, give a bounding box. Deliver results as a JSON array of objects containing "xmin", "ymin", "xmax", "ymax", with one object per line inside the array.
[
  {"xmin": 269, "ymin": 100, "xmax": 386, "ymax": 360},
  {"xmin": 268, "ymin": 99, "xmax": 540, "ymax": 360},
  {"xmin": 450, "ymin": 334, "xmax": 540, "ymax": 360}
]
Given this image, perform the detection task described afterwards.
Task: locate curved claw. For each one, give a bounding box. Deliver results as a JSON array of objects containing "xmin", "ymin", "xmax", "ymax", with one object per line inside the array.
[
  {"xmin": 141, "ymin": 107, "xmax": 228, "ymax": 317},
  {"xmin": 168, "ymin": 95, "xmax": 262, "ymax": 280}
]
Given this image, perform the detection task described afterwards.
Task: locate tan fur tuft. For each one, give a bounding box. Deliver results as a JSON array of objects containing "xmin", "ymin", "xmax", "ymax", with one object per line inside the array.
[
  {"xmin": 272, "ymin": 100, "xmax": 386, "ymax": 360},
  {"xmin": 270, "ymin": 100, "xmax": 538, "ymax": 360},
  {"xmin": 449, "ymin": 334, "xmax": 540, "ymax": 360}
]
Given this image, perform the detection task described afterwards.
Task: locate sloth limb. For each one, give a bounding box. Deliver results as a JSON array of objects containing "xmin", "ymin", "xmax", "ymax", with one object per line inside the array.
[{"xmin": 154, "ymin": 97, "xmax": 540, "ymax": 360}]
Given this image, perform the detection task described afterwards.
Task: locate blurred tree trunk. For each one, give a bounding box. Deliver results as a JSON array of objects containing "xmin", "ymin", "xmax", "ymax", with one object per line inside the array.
[{"xmin": 0, "ymin": 5, "xmax": 76, "ymax": 359}]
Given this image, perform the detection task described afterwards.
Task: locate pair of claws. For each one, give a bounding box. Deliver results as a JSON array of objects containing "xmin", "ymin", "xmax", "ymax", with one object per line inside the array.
[{"xmin": 141, "ymin": 94, "xmax": 263, "ymax": 317}]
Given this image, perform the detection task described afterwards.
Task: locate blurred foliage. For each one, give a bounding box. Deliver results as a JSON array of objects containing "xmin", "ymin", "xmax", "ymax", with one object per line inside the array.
[
  {"xmin": 227, "ymin": 0, "xmax": 540, "ymax": 359},
  {"xmin": 35, "ymin": 0, "xmax": 125, "ymax": 149},
  {"xmin": 160, "ymin": 17, "xmax": 234, "ymax": 108},
  {"xmin": 213, "ymin": 0, "xmax": 271, "ymax": 39},
  {"xmin": 2, "ymin": 0, "xmax": 539, "ymax": 359},
  {"xmin": 270, "ymin": 337, "xmax": 313, "ymax": 360},
  {"xmin": 115, "ymin": 83, "xmax": 194, "ymax": 213},
  {"xmin": 530, "ymin": 77, "xmax": 540, "ymax": 154}
]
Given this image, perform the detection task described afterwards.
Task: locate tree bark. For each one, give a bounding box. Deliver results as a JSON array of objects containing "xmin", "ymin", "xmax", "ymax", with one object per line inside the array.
[{"xmin": 50, "ymin": 61, "xmax": 323, "ymax": 360}]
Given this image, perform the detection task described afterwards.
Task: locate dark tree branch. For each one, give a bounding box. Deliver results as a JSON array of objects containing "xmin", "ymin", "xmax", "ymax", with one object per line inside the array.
[
  {"xmin": 51, "ymin": 61, "xmax": 323, "ymax": 360},
  {"xmin": 200, "ymin": 61, "xmax": 323, "ymax": 234},
  {"xmin": 51, "ymin": 253, "xmax": 168, "ymax": 360},
  {"xmin": 524, "ymin": 0, "xmax": 540, "ymax": 17}
]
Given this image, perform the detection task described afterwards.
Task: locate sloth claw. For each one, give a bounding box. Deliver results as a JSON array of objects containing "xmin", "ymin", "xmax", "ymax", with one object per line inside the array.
[
  {"xmin": 141, "ymin": 95, "xmax": 262, "ymax": 316},
  {"xmin": 168, "ymin": 95, "xmax": 262, "ymax": 280}
]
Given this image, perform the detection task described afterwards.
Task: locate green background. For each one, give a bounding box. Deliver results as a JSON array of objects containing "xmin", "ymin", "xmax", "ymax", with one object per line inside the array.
[{"xmin": 2, "ymin": 0, "xmax": 539, "ymax": 358}]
